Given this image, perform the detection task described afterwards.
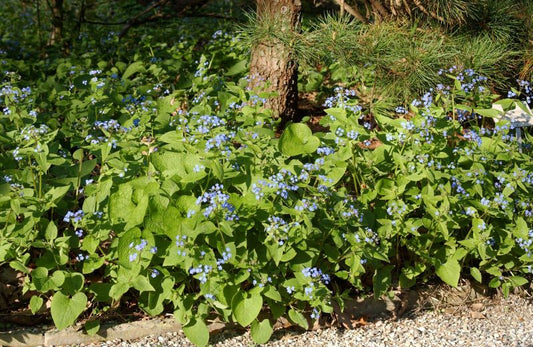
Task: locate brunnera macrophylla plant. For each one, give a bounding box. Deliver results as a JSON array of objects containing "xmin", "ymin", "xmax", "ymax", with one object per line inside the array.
[{"xmin": 1, "ymin": 53, "xmax": 533, "ymax": 347}]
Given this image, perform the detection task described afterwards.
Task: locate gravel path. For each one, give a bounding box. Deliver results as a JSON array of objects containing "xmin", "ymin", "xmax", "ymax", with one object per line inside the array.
[{"xmin": 73, "ymin": 295, "xmax": 533, "ymax": 347}]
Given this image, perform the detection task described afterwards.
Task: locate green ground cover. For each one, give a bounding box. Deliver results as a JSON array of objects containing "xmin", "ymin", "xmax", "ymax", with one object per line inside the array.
[{"xmin": 1, "ymin": 1, "xmax": 533, "ymax": 345}]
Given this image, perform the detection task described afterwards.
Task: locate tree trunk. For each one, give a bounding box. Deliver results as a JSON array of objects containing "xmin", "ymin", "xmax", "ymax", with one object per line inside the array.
[
  {"xmin": 249, "ymin": 0, "xmax": 301, "ymax": 121},
  {"xmin": 48, "ymin": 0, "xmax": 64, "ymax": 46}
]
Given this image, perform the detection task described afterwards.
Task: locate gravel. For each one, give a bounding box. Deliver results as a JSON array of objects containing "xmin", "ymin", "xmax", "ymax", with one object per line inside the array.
[{"xmin": 70, "ymin": 295, "xmax": 533, "ymax": 347}]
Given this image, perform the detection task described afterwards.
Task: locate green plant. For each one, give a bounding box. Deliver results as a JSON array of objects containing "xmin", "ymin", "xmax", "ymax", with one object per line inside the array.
[{"xmin": 0, "ymin": 5, "xmax": 533, "ymax": 346}]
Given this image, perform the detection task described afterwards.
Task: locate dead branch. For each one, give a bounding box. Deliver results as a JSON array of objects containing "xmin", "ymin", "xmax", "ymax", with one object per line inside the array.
[
  {"xmin": 333, "ymin": 0, "xmax": 367, "ymax": 23},
  {"xmin": 411, "ymin": 0, "xmax": 445, "ymax": 22}
]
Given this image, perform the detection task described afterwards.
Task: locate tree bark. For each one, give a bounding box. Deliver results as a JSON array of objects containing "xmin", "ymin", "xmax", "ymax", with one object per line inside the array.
[
  {"xmin": 249, "ymin": 0, "xmax": 301, "ymax": 121},
  {"xmin": 47, "ymin": 0, "xmax": 64, "ymax": 46}
]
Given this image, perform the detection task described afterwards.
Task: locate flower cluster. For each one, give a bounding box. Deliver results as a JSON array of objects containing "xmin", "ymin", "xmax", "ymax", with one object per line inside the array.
[
  {"xmin": 63, "ymin": 210, "xmax": 84, "ymax": 224},
  {"xmin": 295, "ymin": 198, "xmax": 318, "ymax": 212},
  {"xmin": 0, "ymin": 84, "xmax": 31, "ymax": 103},
  {"xmin": 216, "ymin": 247, "xmax": 232, "ymax": 270},
  {"xmin": 302, "ymin": 267, "xmax": 331, "ymax": 285},
  {"xmin": 189, "ymin": 264, "xmax": 213, "ymax": 284},
  {"xmin": 20, "ymin": 124, "xmax": 49, "ymax": 141},
  {"xmin": 196, "ymin": 183, "xmax": 238, "ymax": 221},
  {"xmin": 258, "ymin": 169, "xmax": 300, "ymax": 200},
  {"xmin": 323, "ymin": 87, "xmax": 361, "ymax": 114},
  {"xmin": 265, "ymin": 216, "xmax": 300, "ymax": 245},
  {"xmin": 205, "ymin": 132, "xmax": 235, "ymax": 152},
  {"xmin": 515, "ymin": 229, "xmax": 533, "ymax": 257}
]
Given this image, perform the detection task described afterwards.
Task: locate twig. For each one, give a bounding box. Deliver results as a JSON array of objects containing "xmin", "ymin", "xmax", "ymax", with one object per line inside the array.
[
  {"xmin": 119, "ymin": 0, "xmax": 171, "ymax": 37},
  {"xmin": 333, "ymin": 0, "xmax": 367, "ymax": 23},
  {"xmin": 411, "ymin": 0, "xmax": 445, "ymax": 22},
  {"xmin": 82, "ymin": 18, "xmax": 128, "ymax": 25},
  {"xmin": 370, "ymin": 0, "xmax": 390, "ymax": 20}
]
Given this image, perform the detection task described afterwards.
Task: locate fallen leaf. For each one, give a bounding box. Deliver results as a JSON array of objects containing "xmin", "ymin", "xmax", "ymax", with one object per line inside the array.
[
  {"xmin": 469, "ymin": 311, "xmax": 486, "ymax": 319},
  {"xmin": 471, "ymin": 303, "xmax": 484, "ymax": 311},
  {"xmin": 352, "ymin": 316, "xmax": 368, "ymax": 326}
]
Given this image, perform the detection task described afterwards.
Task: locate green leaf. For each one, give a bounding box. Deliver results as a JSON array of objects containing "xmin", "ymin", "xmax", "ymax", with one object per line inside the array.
[
  {"xmin": 232, "ymin": 291, "xmax": 263, "ymax": 327},
  {"xmin": 516, "ymin": 100, "xmax": 533, "ymax": 115},
  {"xmin": 489, "ymin": 277, "xmax": 501, "ymax": 288},
  {"xmin": 225, "ymin": 59, "xmax": 248, "ymax": 76},
  {"xmin": 122, "ymin": 61, "xmax": 146, "ymax": 80},
  {"xmin": 264, "ymin": 285, "xmax": 282, "ymax": 302},
  {"xmin": 85, "ymin": 320, "xmax": 100, "ymax": 336},
  {"xmin": 88, "ymin": 283, "xmax": 112, "ymax": 302},
  {"xmin": 125, "ymin": 195, "xmax": 149, "ymax": 229},
  {"xmin": 183, "ymin": 318, "xmax": 209, "ymax": 347},
  {"xmin": 151, "ymin": 152, "xmax": 187, "ymax": 178},
  {"xmin": 82, "ymin": 255, "xmax": 105, "ymax": 274},
  {"xmin": 9, "ymin": 260, "xmax": 29, "ymax": 274},
  {"xmin": 474, "ymin": 108, "xmax": 501, "ymax": 118},
  {"xmin": 29, "ymin": 295, "xmax": 43, "ymax": 314},
  {"xmin": 288, "ymin": 308, "xmax": 308, "ymax": 329},
  {"xmin": 62, "ymin": 272, "xmax": 85, "ymax": 295},
  {"xmin": 45, "ymin": 221, "xmax": 58, "ymax": 242},
  {"xmin": 109, "ymin": 282, "xmax": 130, "ymax": 300},
  {"xmin": 279, "ymin": 123, "xmax": 320, "ymax": 157},
  {"xmin": 251, "ymin": 319, "xmax": 273, "ymax": 344},
  {"xmin": 324, "ymin": 107, "xmax": 347, "ymax": 122},
  {"xmin": 494, "ymin": 98, "xmax": 514, "ymax": 110},
  {"xmin": 80, "ymin": 159, "xmax": 97, "ymax": 178},
  {"xmin": 73, "ymin": 149, "xmax": 84, "ymax": 161},
  {"xmin": 373, "ymin": 265, "xmax": 393, "ymax": 299},
  {"xmin": 117, "ymin": 227, "xmax": 142, "ymax": 267},
  {"xmin": 33, "ymin": 268, "xmax": 65, "ymax": 292},
  {"xmin": 509, "ymin": 276, "xmax": 528, "ymax": 287},
  {"xmin": 435, "ymin": 259, "xmax": 461, "ymax": 287},
  {"xmin": 109, "ymin": 183, "xmax": 136, "ymax": 224},
  {"xmin": 47, "ymin": 185, "xmax": 71, "ymax": 203},
  {"xmin": 50, "ymin": 292, "xmax": 87, "ymax": 330},
  {"xmin": 470, "ymin": 267, "xmax": 482, "ymax": 283},
  {"xmin": 132, "ymin": 275, "xmax": 155, "ymax": 293}
]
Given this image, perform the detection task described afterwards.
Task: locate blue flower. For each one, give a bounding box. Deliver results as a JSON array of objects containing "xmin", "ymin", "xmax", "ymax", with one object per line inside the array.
[
  {"xmin": 196, "ymin": 184, "xmax": 238, "ymax": 221},
  {"xmin": 316, "ymin": 146, "xmax": 335, "ymax": 156},
  {"xmin": 64, "ymin": 210, "xmax": 84, "ymax": 223}
]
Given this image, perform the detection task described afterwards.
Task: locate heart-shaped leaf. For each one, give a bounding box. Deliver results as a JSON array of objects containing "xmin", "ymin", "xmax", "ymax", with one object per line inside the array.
[
  {"xmin": 279, "ymin": 123, "xmax": 320, "ymax": 157},
  {"xmin": 62, "ymin": 272, "xmax": 85, "ymax": 295},
  {"xmin": 288, "ymin": 308, "xmax": 308, "ymax": 329},
  {"xmin": 435, "ymin": 259, "xmax": 460, "ymax": 287},
  {"xmin": 251, "ymin": 319, "xmax": 273, "ymax": 344},
  {"xmin": 232, "ymin": 291, "xmax": 263, "ymax": 327},
  {"xmin": 51, "ymin": 292, "xmax": 87, "ymax": 330},
  {"xmin": 33, "ymin": 268, "xmax": 65, "ymax": 292},
  {"xmin": 85, "ymin": 320, "xmax": 100, "ymax": 336},
  {"xmin": 29, "ymin": 296, "xmax": 43, "ymax": 314},
  {"xmin": 183, "ymin": 317, "xmax": 209, "ymax": 347}
]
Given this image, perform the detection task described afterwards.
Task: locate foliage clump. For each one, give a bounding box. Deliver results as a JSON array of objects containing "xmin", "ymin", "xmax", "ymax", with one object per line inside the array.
[{"xmin": 0, "ymin": 1, "xmax": 533, "ymax": 346}]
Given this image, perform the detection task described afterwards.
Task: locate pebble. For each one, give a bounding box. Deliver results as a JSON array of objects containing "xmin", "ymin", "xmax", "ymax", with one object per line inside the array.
[{"xmin": 71, "ymin": 295, "xmax": 533, "ymax": 347}]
